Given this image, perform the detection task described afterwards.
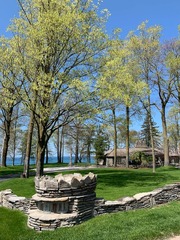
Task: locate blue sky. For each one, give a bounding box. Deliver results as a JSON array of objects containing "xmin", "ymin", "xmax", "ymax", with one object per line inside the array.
[
  {"xmin": 0, "ymin": 0, "xmax": 179, "ymax": 131},
  {"xmin": 0, "ymin": 0, "xmax": 180, "ymax": 40},
  {"xmin": 101, "ymin": 0, "xmax": 180, "ymax": 40},
  {"xmin": 0, "ymin": 1, "xmax": 19, "ymax": 36}
]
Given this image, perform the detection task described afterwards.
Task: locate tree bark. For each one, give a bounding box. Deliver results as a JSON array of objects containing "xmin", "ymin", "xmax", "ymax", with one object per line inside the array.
[
  {"xmin": 112, "ymin": 106, "xmax": 117, "ymax": 167},
  {"xmin": 1, "ymin": 108, "xmax": 13, "ymax": 167},
  {"xmin": 36, "ymin": 123, "xmax": 47, "ymax": 177},
  {"xmin": 36, "ymin": 141, "xmax": 46, "ymax": 177},
  {"xmin": 125, "ymin": 106, "xmax": 130, "ymax": 168},
  {"xmin": 1, "ymin": 134, "xmax": 10, "ymax": 167},
  {"xmin": 161, "ymin": 106, "xmax": 169, "ymax": 166},
  {"xmin": 74, "ymin": 132, "xmax": 79, "ymax": 164},
  {"xmin": 146, "ymin": 95, "xmax": 156, "ymax": 173},
  {"xmin": 56, "ymin": 127, "xmax": 60, "ymax": 163},
  {"xmin": 23, "ymin": 112, "xmax": 34, "ymax": 178},
  {"xmin": 45, "ymin": 144, "xmax": 49, "ymax": 164},
  {"xmin": 87, "ymin": 138, "xmax": 91, "ymax": 164},
  {"xmin": 57, "ymin": 126, "xmax": 64, "ymax": 164}
]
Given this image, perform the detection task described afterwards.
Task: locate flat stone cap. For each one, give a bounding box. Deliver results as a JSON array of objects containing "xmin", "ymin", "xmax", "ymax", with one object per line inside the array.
[
  {"xmin": 28, "ymin": 210, "xmax": 77, "ymax": 221},
  {"xmin": 8, "ymin": 196, "xmax": 26, "ymax": 203}
]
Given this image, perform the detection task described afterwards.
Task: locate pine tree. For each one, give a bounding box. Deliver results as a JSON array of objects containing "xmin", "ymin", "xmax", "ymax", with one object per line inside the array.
[
  {"xmin": 94, "ymin": 128, "xmax": 109, "ymax": 165},
  {"xmin": 140, "ymin": 114, "xmax": 161, "ymax": 148}
]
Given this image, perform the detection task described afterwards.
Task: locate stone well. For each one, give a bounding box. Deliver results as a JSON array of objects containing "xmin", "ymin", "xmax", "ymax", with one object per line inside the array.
[{"xmin": 28, "ymin": 172, "xmax": 97, "ymax": 231}]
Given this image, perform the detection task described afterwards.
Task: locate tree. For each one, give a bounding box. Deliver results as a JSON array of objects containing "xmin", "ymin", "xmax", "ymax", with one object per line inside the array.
[
  {"xmin": 97, "ymin": 34, "xmax": 147, "ymax": 168},
  {"xmin": 64, "ymin": 118, "xmax": 95, "ymax": 164},
  {"xmin": 54, "ymin": 124, "xmax": 65, "ymax": 164},
  {"xmin": 118, "ymin": 125, "xmax": 140, "ymax": 148},
  {"xmin": 84, "ymin": 124, "xmax": 95, "ymax": 163},
  {"xmin": 94, "ymin": 127, "xmax": 109, "ymax": 165},
  {"xmin": 98, "ymin": 100, "xmax": 124, "ymax": 167},
  {"xmin": 153, "ymin": 43, "xmax": 175, "ymax": 166},
  {"xmin": 128, "ymin": 21, "xmax": 162, "ymax": 172},
  {"xmin": 23, "ymin": 111, "xmax": 35, "ymax": 177},
  {"xmin": 165, "ymin": 39, "xmax": 180, "ymax": 157},
  {"xmin": 167, "ymin": 105, "xmax": 180, "ymax": 154},
  {"xmin": 140, "ymin": 113, "xmax": 161, "ymax": 148},
  {"xmin": 0, "ymin": 38, "xmax": 22, "ymax": 167},
  {"xmin": 165, "ymin": 39, "xmax": 180, "ymax": 106},
  {"xmin": 10, "ymin": 0, "xmax": 109, "ymax": 176},
  {"xmin": 8, "ymin": 104, "xmax": 22, "ymax": 166}
]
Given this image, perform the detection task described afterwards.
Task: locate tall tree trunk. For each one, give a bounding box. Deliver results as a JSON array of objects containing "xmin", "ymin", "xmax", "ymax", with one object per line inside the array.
[
  {"xmin": 62, "ymin": 133, "xmax": 64, "ymax": 163},
  {"xmin": 36, "ymin": 120, "xmax": 48, "ymax": 177},
  {"xmin": 1, "ymin": 133, "xmax": 10, "ymax": 167},
  {"xmin": 36, "ymin": 135, "xmax": 46, "ymax": 177},
  {"xmin": 12, "ymin": 106, "xmax": 19, "ymax": 166},
  {"xmin": 161, "ymin": 106, "xmax": 169, "ymax": 166},
  {"xmin": 178, "ymin": 81, "xmax": 180, "ymax": 164},
  {"xmin": 69, "ymin": 147, "xmax": 72, "ymax": 167},
  {"xmin": 147, "ymin": 96, "xmax": 156, "ymax": 173},
  {"xmin": 1, "ymin": 109, "xmax": 13, "ymax": 167},
  {"xmin": 125, "ymin": 106, "xmax": 130, "ymax": 168},
  {"xmin": 45, "ymin": 144, "xmax": 49, "ymax": 164},
  {"xmin": 148, "ymin": 114, "xmax": 156, "ymax": 173},
  {"xmin": 23, "ymin": 112, "xmax": 34, "ymax": 178},
  {"xmin": 12, "ymin": 129, "xmax": 16, "ymax": 166},
  {"xmin": 112, "ymin": 106, "xmax": 117, "ymax": 167},
  {"xmin": 87, "ymin": 138, "xmax": 91, "ymax": 164},
  {"xmin": 58, "ymin": 126, "xmax": 64, "ymax": 164},
  {"xmin": 177, "ymin": 86, "xmax": 180, "ymax": 164},
  {"xmin": 74, "ymin": 133, "xmax": 79, "ymax": 164},
  {"xmin": 57, "ymin": 127, "xmax": 61, "ymax": 163}
]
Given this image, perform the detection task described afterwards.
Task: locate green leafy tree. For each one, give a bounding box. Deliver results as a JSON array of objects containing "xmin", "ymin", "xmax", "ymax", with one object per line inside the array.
[
  {"xmin": 167, "ymin": 105, "xmax": 180, "ymax": 154},
  {"xmin": 10, "ymin": 0, "xmax": 109, "ymax": 176},
  {"xmin": 0, "ymin": 38, "xmax": 22, "ymax": 167},
  {"xmin": 128, "ymin": 21, "xmax": 162, "ymax": 172},
  {"xmin": 97, "ymin": 33, "xmax": 147, "ymax": 167}
]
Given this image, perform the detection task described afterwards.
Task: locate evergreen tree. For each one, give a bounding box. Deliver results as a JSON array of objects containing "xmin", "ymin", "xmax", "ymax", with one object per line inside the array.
[
  {"xmin": 94, "ymin": 127, "xmax": 109, "ymax": 165},
  {"xmin": 140, "ymin": 114, "xmax": 161, "ymax": 148}
]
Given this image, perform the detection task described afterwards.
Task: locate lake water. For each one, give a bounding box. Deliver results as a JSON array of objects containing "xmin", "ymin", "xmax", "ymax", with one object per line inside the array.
[{"xmin": 5, "ymin": 156, "xmax": 95, "ymax": 166}]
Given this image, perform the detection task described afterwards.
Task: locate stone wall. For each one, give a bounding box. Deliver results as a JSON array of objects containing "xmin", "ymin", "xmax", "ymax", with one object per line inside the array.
[
  {"xmin": 28, "ymin": 172, "xmax": 97, "ymax": 231},
  {"xmin": 0, "ymin": 189, "xmax": 30, "ymax": 214},
  {"xmin": 94, "ymin": 183, "xmax": 180, "ymax": 216},
  {"xmin": 0, "ymin": 174, "xmax": 180, "ymax": 231}
]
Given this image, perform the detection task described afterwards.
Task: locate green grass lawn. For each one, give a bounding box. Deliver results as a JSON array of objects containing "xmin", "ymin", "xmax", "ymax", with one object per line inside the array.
[
  {"xmin": 0, "ymin": 162, "xmax": 69, "ymax": 177},
  {"xmin": 0, "ymin": 166, "xmax": 180, "ymax": 240},
  {"xmin": 0, "ymin": 165, "xmax": 25, "ymax": 176},
  {"xmin": 1, "ymin": 166, "xmax": 179, "ymax": 199}
]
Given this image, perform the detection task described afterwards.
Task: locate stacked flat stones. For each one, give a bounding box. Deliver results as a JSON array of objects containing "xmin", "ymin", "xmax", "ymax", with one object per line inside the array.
[
  {"xmin": 0, "ymin": 189, "xmax": 29, "ymax": 214},
  {"xmin": 28, "ymin": 172, "xmax": 97, "ymax": 231},
  {"xmin": 0, "ymin": 175, "xmax": 179, "ymax": 232},
  {"xmin": 94, "ymin": 183, "xmax": 180, "ymax": 215}
]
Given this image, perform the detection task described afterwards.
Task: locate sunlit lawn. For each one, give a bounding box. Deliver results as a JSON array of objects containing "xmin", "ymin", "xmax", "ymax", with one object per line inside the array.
[
  {"xmin": 1, "ymin": 166, "xmax": 179, "ymax": 199},
  {"xmin": 0, "ymin": 166, "xmax": 180, "ymax": 240}
]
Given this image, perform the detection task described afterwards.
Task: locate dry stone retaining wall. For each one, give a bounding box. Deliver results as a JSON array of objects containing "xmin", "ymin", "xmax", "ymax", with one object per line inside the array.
[
  {"xmin": 94, "ymin": 183, "xmax": 180, "ymax": 215},
  {"xmin": 0, "ymin": 173, "xmax": 180, "ymax": 231},
  {"xmin": 0, "ymin": 189, "xmax": 30, "ymax": 214}
]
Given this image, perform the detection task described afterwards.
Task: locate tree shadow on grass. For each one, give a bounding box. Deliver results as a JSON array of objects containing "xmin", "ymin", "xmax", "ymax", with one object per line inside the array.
[
  {"xmin": 91, "ymin": 167, "xmax": 180, "ymax": 189},
  {"xmin": 51, "ymin": 167, "xmax": 180, "ymax": 190}
]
